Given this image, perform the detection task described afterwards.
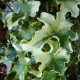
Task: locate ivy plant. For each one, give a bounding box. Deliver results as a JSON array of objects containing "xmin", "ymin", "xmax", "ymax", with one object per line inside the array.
[{"xmin": 0, "ymin": 0, "xmax": 80, "ymax": 80}]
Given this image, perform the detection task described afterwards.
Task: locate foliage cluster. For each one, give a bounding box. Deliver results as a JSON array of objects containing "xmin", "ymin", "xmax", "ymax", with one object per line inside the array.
[{"xmin": 0, "ymin": 0, "xmax": 80, "ymax": 80}]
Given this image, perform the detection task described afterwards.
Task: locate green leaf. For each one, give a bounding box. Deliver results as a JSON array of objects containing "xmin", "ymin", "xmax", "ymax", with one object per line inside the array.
[
  {"xmin": 46, "ymin": 48, "xmax": 70, "ymax": 75},
  {"xmin": 12, "ymin": 10, "xmax": 24, "ymax": 23},
  {"xmin": 17, "ymin": 22, "xmax": 40, "ymax": 41},
  {"xmin": 5, "ymin": 70, "xmax": 16, "ymax": 80},
  {"xmin": 18, "ymin": 1, "xmax": 40, "ymax": 17},
  {"xmin": 5, "ymin": 44, "xmax": 17, "ymax": 61},
  {"xmin": 13, "ymin": 53, "xmax": 29, "ymax": 74},
  {"xmin": 20, "ymin": 2, "xmax": 30, "ymax": 13},
  {"xmin": 42, "ymin": 71, "xmax": 58, "ymax": 80}
]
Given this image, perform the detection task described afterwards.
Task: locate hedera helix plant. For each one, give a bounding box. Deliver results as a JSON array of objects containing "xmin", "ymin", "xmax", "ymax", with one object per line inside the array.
[{"xmin": 0, "ymin": 0, "xmax": 80, "ymax": 80}]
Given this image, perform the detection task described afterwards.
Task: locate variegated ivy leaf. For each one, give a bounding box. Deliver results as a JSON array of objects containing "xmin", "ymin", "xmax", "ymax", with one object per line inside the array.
[
  {"xmin": 39, "ymin": 12, "xmax": 55, "ymax": 26},
  {"xmin": 13, "ymin": 52, "xmax": 30, "ymax": 80},
  {"xmin": 56, "ymin": 0, "xmax": 80, "ymax": 17},
  {"xmin": 39, "ymin": 12, "xmax": 74, "ymax": 52},
  {"xmin": 2, "ymin": 1, "xmax": 40, "ymax": 30},
  {"xmin": 13, "ymin": 1, "xmax": 40, "ymax": 17},
  {"xmin": 52, "ymin": 12, "xmax": 73, "ymax": 33},
  {"xmin": 10, "ymin": 21, "xmax": 40, "ymax": 41},
  {"xmin": 39, "ymin": 12, "xmax": 72, "ymax": 33},
  {"xmin": 19, "ymin": 24, "xmax": 60, "ymax": 77},
  {"xmin": 45, "ymin": 47, "xmax": 70, "ymax": 75}
]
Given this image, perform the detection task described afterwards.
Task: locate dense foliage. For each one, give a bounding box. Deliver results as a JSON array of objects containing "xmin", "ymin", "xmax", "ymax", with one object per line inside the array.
[{"xmin": 0, "ymin": 0, "xmax": 80, "ymax": 80}]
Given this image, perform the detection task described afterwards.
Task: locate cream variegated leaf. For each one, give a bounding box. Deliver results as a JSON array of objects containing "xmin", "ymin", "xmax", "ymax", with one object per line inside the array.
[{"xmin": 56, "ymin": 0, "xmax": 80, "ymax": 17}]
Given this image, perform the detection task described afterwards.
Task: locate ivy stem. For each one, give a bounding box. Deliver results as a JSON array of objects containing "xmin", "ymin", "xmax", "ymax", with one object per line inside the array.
[{"xmin": 3, "ymin": 2, "xmax": 14, "ymax": 12}]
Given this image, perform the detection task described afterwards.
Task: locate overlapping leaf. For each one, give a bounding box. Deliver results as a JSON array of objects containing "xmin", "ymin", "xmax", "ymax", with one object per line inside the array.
[
  {"xmin": 1, "ymin": 0, "xmax": 80, "ymax": 80},
  {"xmin": 2, "ymin": 1, "xmax": 40, "ymax": 30}
]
